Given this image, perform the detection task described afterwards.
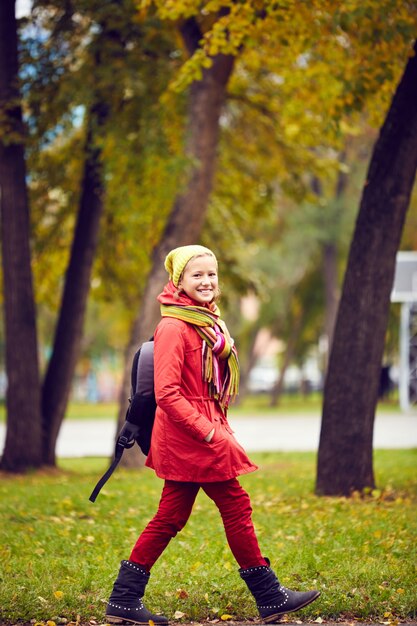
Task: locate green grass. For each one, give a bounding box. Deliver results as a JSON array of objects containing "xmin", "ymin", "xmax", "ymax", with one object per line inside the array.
[
  {"xmin": 0, "ymin": 393, "xmax": 402, "ymax": 423},
  {"xmin": 0, "ymin": 450, "xmax": 416, "ymax": 624},
  {"xmin": 61, "ymin": 394, "xmax": 403, "ymax": 418}
]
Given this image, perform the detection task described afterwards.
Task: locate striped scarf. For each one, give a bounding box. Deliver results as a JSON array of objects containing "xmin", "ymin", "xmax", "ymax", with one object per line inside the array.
[{"xmin": 160, "ymin": 304, "xmax": 239, "ymax": 409}]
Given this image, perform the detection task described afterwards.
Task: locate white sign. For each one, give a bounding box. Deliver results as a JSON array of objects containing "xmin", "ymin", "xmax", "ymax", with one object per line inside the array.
[{"xmin": 391, "ymin": 251, "xmax": 417, "ymax": 303}]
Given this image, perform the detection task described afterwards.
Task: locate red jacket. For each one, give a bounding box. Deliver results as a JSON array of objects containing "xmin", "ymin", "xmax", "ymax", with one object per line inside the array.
[{"xmin": 145, "ymin": 283, "xmax": 257, "ymax": 482}]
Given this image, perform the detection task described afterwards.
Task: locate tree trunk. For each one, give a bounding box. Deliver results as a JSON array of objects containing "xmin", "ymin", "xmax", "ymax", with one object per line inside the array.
[
  {"xmin": 0, "ymin": 0, "xmax": 43, "ymax": 471},
  {"xmin": 237, "ymin": 326, "xmax": 262, "ymax": 401},
  {"xmin": 311, "ymin": 171, "xmax": 346, "ymax": 366},
  {"xmin": 316, "ymin": 41, "xmax": 417, "ymax": 496},
  {"xmin": 40, "ymin": 7, "xmax": 132, "ymax": 465},
  {"xmin": 270, "ymin": 312, "xmax": 303, "ymax": 407},
  {"xmin": 322, "ymin": 241, "xmax": 338, "ymax": 358},
  {"xmin": 322, "ymin": 166, "xmax": 348, "ymax": 359},
  {"xmin": 116, "ymin": 18, "xmax": 235, "ymax": 467},
  {"xmin": 41, "ymin": 102, "xmax": 107, "ymax": 465}
]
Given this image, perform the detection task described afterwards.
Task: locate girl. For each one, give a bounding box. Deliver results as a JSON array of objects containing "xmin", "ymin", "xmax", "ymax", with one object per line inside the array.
[{"xmin": 105, "ymin": 245, "xmax": 320, "ymax": 625}]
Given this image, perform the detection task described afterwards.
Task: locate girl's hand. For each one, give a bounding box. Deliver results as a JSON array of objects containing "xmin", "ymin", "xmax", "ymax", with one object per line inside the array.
[{"xmin": 204, "ymin": 428, "xmax": 215, "ymax": 442}]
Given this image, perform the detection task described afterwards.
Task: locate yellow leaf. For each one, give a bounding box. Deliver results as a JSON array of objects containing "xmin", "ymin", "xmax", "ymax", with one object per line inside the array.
[
  {"xmin": 315, "ymin": 618, "xmax": 324, "ymax": 624},
  {"xmin": 47, "ymin": 621, "xmax": 56, "ymax": 626},
  {"xmin": 284, "ymin": 123, "xmax": 300, "ymax": 139},
  {"xmin": 220, "ymin": 615, "xmax": 233, "ymax": 621},
  {"xmin": 149, "ymin": 620, "xmax": 155, "ymax": 626},
  {"xmin": 173, "ymin": 611, "xmax": 185, "ymax": 620},
  {"xmin": 54, "ymin": 590, "xmax": 64, "ymax": 599}
]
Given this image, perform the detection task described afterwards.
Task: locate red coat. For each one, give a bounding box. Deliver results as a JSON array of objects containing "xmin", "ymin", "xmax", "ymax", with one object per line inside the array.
[{"xmin": 145, "ymin": 284, "xmax": 257, "ymax": 482}]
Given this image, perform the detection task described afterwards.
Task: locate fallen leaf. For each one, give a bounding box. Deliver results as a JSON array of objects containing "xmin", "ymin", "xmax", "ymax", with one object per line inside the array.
[
  {"xmin": 176, "ymin": 588, "xmax": 189, "ymax": 599},
  {"xmin": 54, "ymin": 591, "xmax": 64, "ymax": 600},
  {"xmin": 220, "ymin": 614, "xmax": 233, "ymax": 621},
  {"xmin": 173, "ymin": 611, "xmax": 185, "ymax": 619}
]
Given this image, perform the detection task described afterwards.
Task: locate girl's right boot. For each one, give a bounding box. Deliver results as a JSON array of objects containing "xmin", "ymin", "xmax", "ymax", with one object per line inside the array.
[
  {"xmin": 239, "ymin": 560, "xmax": 320, "ymax": 623},
  {"xmin": 106, "ymin": 560, "xmax": 168, "ymax": 625}
]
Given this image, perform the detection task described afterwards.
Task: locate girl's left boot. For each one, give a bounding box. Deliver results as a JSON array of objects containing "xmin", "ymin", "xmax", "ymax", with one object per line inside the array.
[
  {"xmin": 106, "ymin": 560, "xmax": 168, "ymax": 625},
  {"xmin": 239, "ymin": 560, "xmax": 320, "ymax": 623}
]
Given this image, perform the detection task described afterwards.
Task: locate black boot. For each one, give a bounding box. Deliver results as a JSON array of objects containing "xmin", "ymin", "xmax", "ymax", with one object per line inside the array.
[
  {"xmin": 239, "ymin": 560, "xmax": 320, "ymax": 623},
  {"xmin": 106, "ymin": 560, "xmax": 168, "ymax": 625}
]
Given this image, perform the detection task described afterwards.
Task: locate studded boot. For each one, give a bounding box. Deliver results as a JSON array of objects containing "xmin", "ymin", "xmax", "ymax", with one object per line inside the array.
[
  {"xmin": 239, "ymin": 560, "xmax": 320, "ymax": 623},
  {"xmin": 106, "ymin": 560, "xmax": 168, "ymax": 625}
]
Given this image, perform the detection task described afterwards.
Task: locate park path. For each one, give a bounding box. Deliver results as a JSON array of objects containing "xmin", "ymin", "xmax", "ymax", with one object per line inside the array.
[{"xmin": 1, "ymin": 411, "xmax": 415, "ymax": 458}]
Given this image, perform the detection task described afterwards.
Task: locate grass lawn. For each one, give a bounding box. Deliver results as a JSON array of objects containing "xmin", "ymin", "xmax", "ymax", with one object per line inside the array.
[
  {"xmin": 0, "ymin": 450, "xmax": 416, "ymax": 624},
  {"xmin": 60, "ymin": 394, "xmax": 401, "ymax": 419},
  {"xmin": 0, "ymin": 392, "xmax": 401, "ymax": 422}
]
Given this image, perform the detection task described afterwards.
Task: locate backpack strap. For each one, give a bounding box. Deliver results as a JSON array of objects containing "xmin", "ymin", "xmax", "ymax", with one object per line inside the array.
[
  {"xmin": 89, "ymin": 420, "xmax": 139, "ymax": 503},
  {"xmin": 89, "ymin": 337, "xmax": 155, "ymax": 503}
]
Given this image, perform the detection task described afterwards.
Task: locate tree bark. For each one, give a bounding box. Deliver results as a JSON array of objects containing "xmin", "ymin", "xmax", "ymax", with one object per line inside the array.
[
  {"xmin": 0, "ymin": 0, "xmax": 43, "ymax": 471},
  {"xmin": 311, "ymin": 172, "xmax": 345, "ymax": 366},
  {"xmin": 41, "ymin": 102, "xmax": 107, "ymax": 465},
  {"xmin": 237, "ymin": 326, "xmax": 263, "ymax": 401},
  {"xmin": 316, "ymin": 41, "xmax": 417, "ymax": 496},
  {"xmin": 322, "ymin": 242, "xmax": 339, "ymax": 358},
  {"xmin": 269, "ymin": 312, "xmax": 303, "ymax": 407},
  {"xmin": 322, "ymin": 167, "xmax": 348, "ymax": 358},
  {"xmin": 116, "ymin": 18, "xmax": 235, "ymax": 466},
  {"xmin": 40, "ymin": 7, "xmax": 132, "ymax": 465}
]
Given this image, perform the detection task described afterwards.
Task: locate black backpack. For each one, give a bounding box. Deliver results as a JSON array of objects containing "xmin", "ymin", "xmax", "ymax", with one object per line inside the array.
[{"xmin": 89, "ymin": 339, "xmax": 156, "ymax": 502}]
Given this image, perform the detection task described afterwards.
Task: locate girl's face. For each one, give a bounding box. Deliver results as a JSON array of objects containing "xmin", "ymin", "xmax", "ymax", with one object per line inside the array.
[{"xmin": 179, "ymin": 254, "xmax": 218, "ymax": 305}]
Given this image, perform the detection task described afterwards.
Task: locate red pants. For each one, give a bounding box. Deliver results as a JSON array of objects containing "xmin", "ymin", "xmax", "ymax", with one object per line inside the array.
[{"xmin": 130, "ymin": 478, "xmax": 267, "ymax": 571}]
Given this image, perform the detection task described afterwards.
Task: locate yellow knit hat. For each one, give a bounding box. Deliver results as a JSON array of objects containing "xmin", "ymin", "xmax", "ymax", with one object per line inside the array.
[{"xmin": 164, "ymin": 245, "xmax": 216, "ymax": 287}]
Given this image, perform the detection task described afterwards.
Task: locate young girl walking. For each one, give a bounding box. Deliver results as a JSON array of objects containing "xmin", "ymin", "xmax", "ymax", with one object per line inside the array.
[{"xmin": 105, "ymin": 245, "xmax": 320, "ymax": 625}]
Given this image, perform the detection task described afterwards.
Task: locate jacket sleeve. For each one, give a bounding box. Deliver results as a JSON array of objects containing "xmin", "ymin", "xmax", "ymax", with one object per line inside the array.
[{"xmin": 154, "ymin": 319, "xmax": 214, "ymax": 441}]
